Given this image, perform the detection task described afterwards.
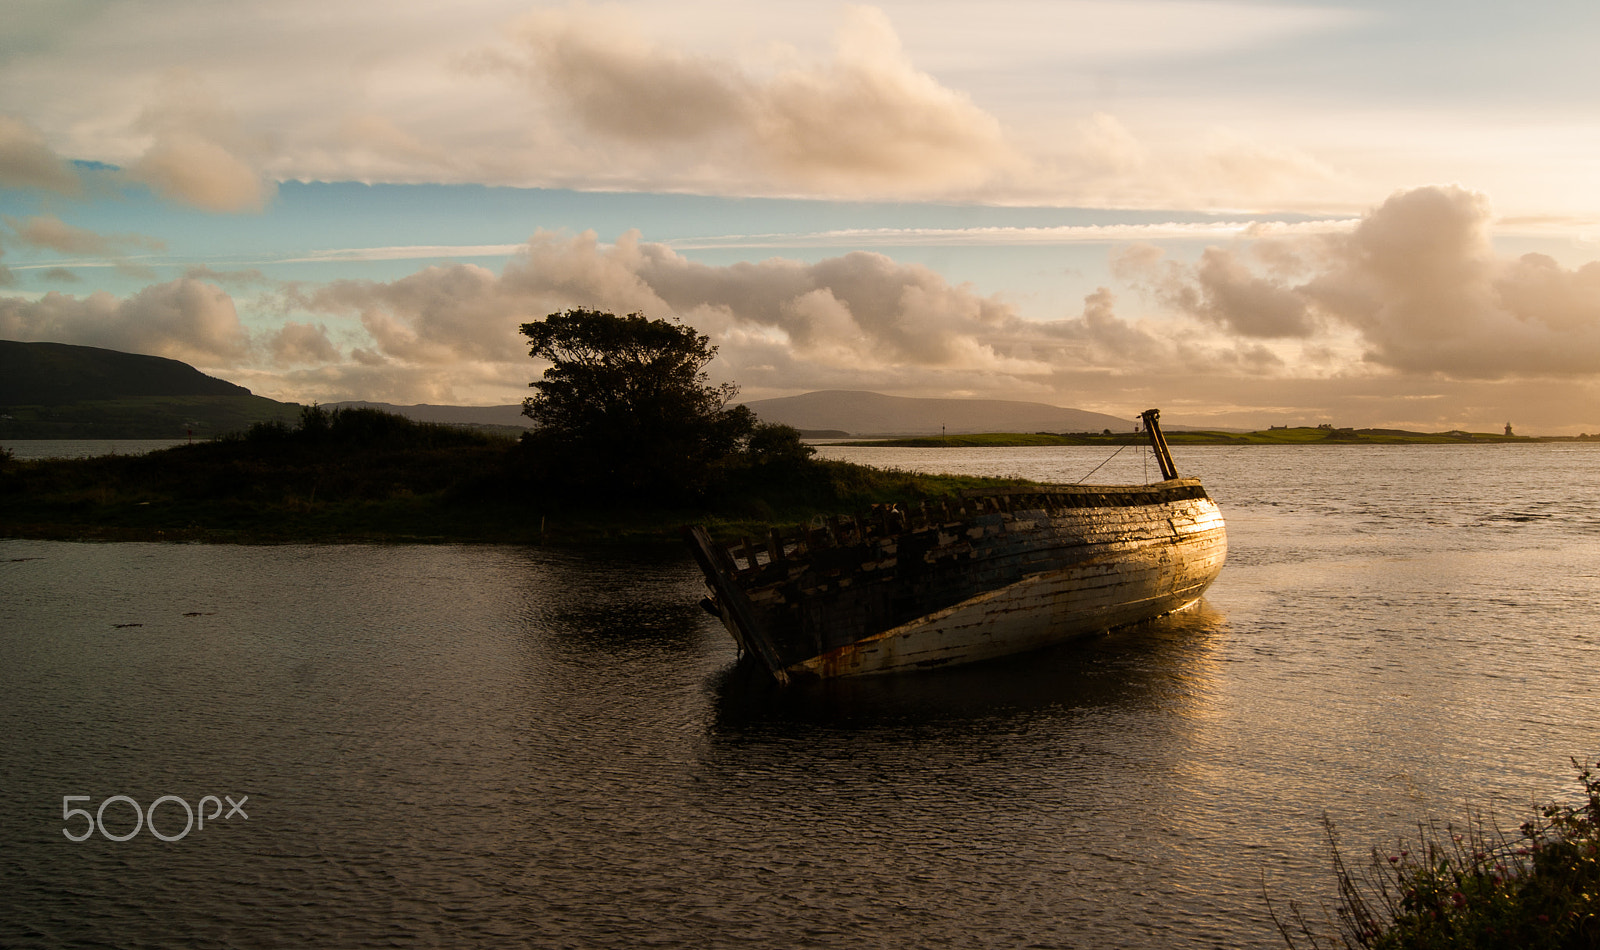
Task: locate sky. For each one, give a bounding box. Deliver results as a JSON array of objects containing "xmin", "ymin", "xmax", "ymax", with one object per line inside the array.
[{"xmin": 2, "ymin": 0, "xmax": 1600, "ymax": 433}]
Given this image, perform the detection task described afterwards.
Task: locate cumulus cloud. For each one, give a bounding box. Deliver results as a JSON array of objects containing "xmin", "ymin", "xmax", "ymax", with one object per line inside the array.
[
  {"xmin": 496, "ymin": 230, "xmax": 1032, "ymax": 371},
  {"xmin": 266, "ymin": 228, "xmax": 1290, "ymax": 405},
  {"xmin": 269, "ymin": 321, "xmax": 340, "ymax": 366},
  {"xmin": 1119, "ymin": 185, "xmax": 1600, "ymax": 379},
  {"xmin": 0, "ymin": 116, "xmax": 83, "ymax": 195},
  {"xmin": 1305, "ymin": 186, "xmax": 1600, "ymax": 376},
  {"xmin": 0, "ymin": 278, "xmax": 251, "ymax": 366},
  {"xmin": 507, "ymin": 5, "xmax": 1015, "ymax": 194},
  {"xmin": 303, "ymin": 263, "xmax": 524, "ymax": 366},
  {"xmin": 18, "ymin": 208, "xmax": 1589, "ymax": 426},
  {"xmin": 1115, "ymin": 243, "xmax": 1316, "ymax": 338},
  {"xmin": 285, "ymin": 230, "xmax": 1041, "ymax": 379}
]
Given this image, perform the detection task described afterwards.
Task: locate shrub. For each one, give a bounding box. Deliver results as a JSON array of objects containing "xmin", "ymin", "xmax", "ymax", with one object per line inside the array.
[{"xmin": 1273, "ymin": 761, "xmax": 1600, "ymax": 949}]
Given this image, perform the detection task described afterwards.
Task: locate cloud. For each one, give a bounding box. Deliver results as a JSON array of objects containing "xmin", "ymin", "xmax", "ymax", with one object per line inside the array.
[
  {"xmin": 507, "ymin": 5, "xmax": 1016, "ymax": 194},
  {"xmin": 0, "ymin": 278, "xmax": 251, "ymax": 366},
  {"xmin": 1116, "ymin": 243, "xmax": 1316, "ymax": 338},
  {"xmin": 1121, "ymin": 185, "xmax": 1600, "ymax": 379},
  {"xmin": 336, "ymin": 114, "xmax": 454, "ymax": 174},
  {"xmin": 268, "ymin": 321, "xmax": 340, "ymax": 366},
  {"xmin": 183, "ymin": 265, "xmax": 272, "ymax": 287},
  {"xmin": 4, "ymin": 214, "xmax": 166, "ymax": 257},
  {"xmin": 661, "ymin": 218, "xmax": 1359, "ymax": 250},
  {"xmin": 125, "ymin": 72, "xmax": 275, "ymax": 212},
  {"xmin": 272, "ymin": 228, "xmax": 1286, "ymax": 405},
  {"xmin": 302, "ymin": 263, "xmax": 524, "ymax": 365},
  {"xmin": 0, "ymin": 116, "xmax": 83, "ymax": 195},
  {"xmin": 495, "ymin": 230, "xmax": 1029, "ymax": 370},
  {"xmin": 9, "ymin": 207, "xmax": 1591, "ymax": 428},
  {"xmin": 132, "ymin": 135, "xmax": 270, "ymax": 212},
  {"xmin": 289, "ymin": 229, "xmax": 1041, "ymax": 376},
  {"xmin": 0, "ymin": 3, "xmax": 1422, "ymax": 211},
  {"xmin": 1073, "ymin": 113, "xmax": 1147, "ymax": 178},
  {"xmin": 514, "ymin": 6, "xmax": 747, "ymax": 143},
  {"xmin": 1196, "ymin": 128, "xmax": 1340, "ymax": 199}
]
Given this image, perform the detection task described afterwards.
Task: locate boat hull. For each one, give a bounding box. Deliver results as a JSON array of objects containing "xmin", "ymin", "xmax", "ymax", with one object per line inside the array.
[
  {"xmin": 797, "ymin": 539, "xmax": 1218, "ymax": 679},
  {"xmin": 687, "ymin": 480, "xmax": 1226, "ymax": 684}
]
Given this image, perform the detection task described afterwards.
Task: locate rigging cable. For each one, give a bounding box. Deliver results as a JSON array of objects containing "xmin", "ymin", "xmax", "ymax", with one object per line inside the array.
[{"xmin": 1076, "ymin": 444, "xmax": 1127, "ymax": 484}]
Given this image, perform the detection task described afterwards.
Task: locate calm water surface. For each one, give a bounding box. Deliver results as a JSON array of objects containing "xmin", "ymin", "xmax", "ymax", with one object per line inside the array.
[
  {"xmin": 3, "ymin": 439, "xmax": 192, "ymax": 459},
  {"xmin": 3, "ymin": 444, "xmax": 1598, "ymax": 948}
]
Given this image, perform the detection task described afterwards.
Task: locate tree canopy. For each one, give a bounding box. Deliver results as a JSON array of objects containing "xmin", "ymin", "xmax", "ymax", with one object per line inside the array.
[{"xmin": 519, "ymin": 309, "xmax": 758, "ymax": 499}]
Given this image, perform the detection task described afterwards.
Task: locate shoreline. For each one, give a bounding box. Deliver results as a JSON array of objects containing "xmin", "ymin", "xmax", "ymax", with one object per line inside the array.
[{"xmin": 839, "ymin": 428, "xmax": 1599, "ymax": 447}]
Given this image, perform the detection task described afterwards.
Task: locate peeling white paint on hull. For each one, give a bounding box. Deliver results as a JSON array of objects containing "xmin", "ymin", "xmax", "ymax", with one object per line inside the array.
[
  {"xmin": 793, "ymin": 532, "xmax": 1225, "ymax": 679},
  {"xmin": 683, "ymin": 408, "xmax": 1226, "ymax": 684},
  {"xmin": 686, "ymin": 479, "xmax": 1228, "ymax": 685}
]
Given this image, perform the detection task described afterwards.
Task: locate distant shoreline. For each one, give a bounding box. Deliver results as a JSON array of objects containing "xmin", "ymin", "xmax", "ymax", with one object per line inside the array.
[{"xmin": 838, "ymin": 427, "xmax": 1599, "ymax": 447}]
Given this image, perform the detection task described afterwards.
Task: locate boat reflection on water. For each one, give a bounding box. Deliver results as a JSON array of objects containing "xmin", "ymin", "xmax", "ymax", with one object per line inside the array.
[{"xmin": 707, "ymin": 600, "xmax": 1231, "ymax": 734}]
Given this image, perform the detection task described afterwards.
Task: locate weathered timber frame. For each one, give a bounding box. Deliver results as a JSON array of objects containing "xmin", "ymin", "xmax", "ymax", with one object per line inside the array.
[{"xmin": 684, "ymin": 408, "xmax": 1227, "ymax": 684}]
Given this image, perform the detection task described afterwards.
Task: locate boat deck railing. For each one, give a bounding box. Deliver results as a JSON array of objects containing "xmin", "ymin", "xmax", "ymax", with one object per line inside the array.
[{"xmin": 715, "ymin": 478, "xmax": 1210, "ymax": 576}]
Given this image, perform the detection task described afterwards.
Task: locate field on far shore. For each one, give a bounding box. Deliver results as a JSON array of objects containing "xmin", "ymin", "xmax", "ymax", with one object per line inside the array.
[{"xmin": 842, "ymin": 425, "xmax": 1597, "ymax": 448}]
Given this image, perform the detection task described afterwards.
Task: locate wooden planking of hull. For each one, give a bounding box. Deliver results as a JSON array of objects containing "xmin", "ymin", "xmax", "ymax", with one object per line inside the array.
[{"xmin": 683, "ymin": 410, "xmax": 1227, "ymax": 684}]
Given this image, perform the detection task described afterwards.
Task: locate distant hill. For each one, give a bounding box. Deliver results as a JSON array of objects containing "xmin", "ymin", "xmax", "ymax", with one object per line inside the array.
[
  {"xmin": 0, "ymin": 340, "xmax": 251, "ymax": 404},
  {"xmin": 333, "ymin": 394, "xmax": 1142, "ymax": 439},
  {"xmin": 328, "ymin": 401, "xmax": 531, "ymax": 430},
  {"xmin": 0, "ymin": 340, "xmax": 299, "ymax": 439},
  {"xmin": 742, "ymin": 390, "xmax": 1135, "ymax": 437}
]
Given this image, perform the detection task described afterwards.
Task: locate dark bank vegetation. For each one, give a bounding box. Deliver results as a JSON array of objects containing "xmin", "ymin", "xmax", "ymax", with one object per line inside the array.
[
  {"xmin": 5, "ymin": 309, "xmax": 1238, "ymax": 544},
  {"xmin": 1273, "ymin": 761, "xmax": 1600, "ymax": 950},
  {"xmin": 0, "ymin": 391, "xmax": 1045, "ymax": 547}
]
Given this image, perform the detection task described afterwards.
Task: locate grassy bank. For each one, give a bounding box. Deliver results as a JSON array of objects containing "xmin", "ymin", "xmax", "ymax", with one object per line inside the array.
[{"xmin": 0, "ymin": 408, "xmax": 1049, "ymax": 545}]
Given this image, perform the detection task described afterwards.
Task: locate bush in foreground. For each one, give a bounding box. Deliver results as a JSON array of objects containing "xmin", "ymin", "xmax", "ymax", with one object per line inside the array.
[{"xmin": 1273, "ymin": 761, "xmax": 1600, "ymax": 949}]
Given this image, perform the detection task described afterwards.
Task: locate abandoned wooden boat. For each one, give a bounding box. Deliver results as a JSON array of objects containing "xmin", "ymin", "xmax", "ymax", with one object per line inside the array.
[{"xmin": 685, "ymin": 409, "xmax": 1226, "ymax": 684}]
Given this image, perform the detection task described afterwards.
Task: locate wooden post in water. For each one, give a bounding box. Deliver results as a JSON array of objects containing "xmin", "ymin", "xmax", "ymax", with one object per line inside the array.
[{"xmin": 1140, "ymin": 408, "xmax": 1180, "ymax": 481}]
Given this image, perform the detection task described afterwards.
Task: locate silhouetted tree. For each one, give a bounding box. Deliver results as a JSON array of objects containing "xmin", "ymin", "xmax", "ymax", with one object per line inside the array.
[
  {"xmin": 519, "ymin": 309, "xmax": 756, "ymax": 500},
  {"xmin": 745, "ymin": 422, "xmax": 815, "ymax": 468}
]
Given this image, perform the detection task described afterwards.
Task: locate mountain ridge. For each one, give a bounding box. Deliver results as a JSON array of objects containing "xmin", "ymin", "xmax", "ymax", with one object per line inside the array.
[
  {"xmin": 740, "ymin": 390, "xmax": 1135, "ymax": 437},
  {"xmin": 0, "ymin": 340, "xmax": 1170, "ymax": 439},
  {"xmin": 338, "ymin": 391, "xmax": 1142, "ymax": 437},
  {"xmin": 327, "ymin": 401, "xmax": 531, "ymax": 429},
  {"xmin": 0, "ymin": 340, "xmax": 251, "ymax": 404},
  {"xmin": 0, "ymin": 339, "xmax": 298, "ymax": 438}
]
